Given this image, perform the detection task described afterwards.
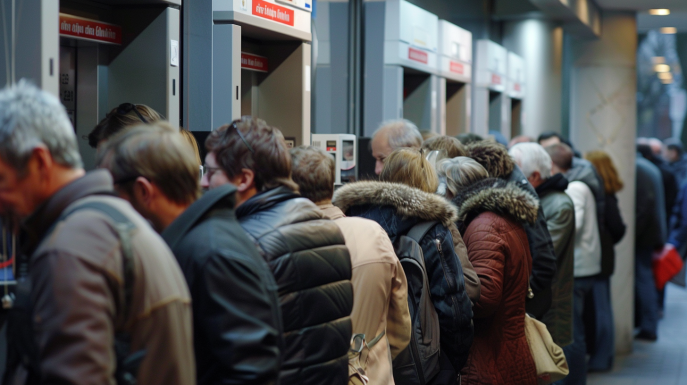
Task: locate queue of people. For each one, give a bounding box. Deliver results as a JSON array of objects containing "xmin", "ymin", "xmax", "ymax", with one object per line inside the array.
[{"xmin": 0, "ymin": 79, "xmax": 680, "ymax": 385}]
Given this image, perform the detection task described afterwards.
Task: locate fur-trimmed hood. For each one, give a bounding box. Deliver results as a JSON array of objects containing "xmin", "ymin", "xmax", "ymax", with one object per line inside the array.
[
  {"xmin": 452, "ymin": 178, "xmax": 538, "ymax": 225},
  {"xmin": 467, "ymin": 141, "xmax": 515, "ymax": 178},
  {"xmin": 333, "ymin": 181, "xmax": 458, "ymax": 227}
]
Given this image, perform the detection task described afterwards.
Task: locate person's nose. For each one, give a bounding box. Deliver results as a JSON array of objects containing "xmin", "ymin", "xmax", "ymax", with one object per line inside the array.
[
  {"xmin": 200, "ymin": 173, "xmax": 209, "ymax": 189},
  {"xmin": 375, "ymin": 160, "xmax": 384, "ymax": 175}
]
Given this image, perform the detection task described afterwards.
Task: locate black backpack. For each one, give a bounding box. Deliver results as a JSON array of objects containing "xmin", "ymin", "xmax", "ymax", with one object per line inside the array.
[
  {"xmin": 391, "ymin": 221, "xmax": 442, "ymax": 385},
  {"xmin": 4, "ymin": 201, "xmax": 145, "ymax": 385}
]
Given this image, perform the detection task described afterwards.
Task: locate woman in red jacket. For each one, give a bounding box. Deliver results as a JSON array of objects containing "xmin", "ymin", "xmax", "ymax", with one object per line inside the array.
[{"xmin": 438, "ymin": 157, "xmax": 539, "ymax": 385}]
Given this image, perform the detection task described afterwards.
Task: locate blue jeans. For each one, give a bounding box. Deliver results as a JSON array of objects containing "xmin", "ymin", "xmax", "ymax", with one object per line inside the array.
[
  {"xmin": 635, "ymin": 248, "xmax": 659, "ymax": 335},
  {"xmin": 558, "ymin": 276, "xmax": 597, "ymax": 385},
  {"xmin": 587, "ymin": 276, "xmax": 614, "ymax": 371}
]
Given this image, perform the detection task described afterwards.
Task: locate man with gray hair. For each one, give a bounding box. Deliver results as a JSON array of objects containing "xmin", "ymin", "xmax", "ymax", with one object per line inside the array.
[
  {"xmin": 510, "ymin": 143, "xmax": 575, "ymax": 348},
  {"xmin": 371, "ymin": 119, "xmax": 423, "ymax": 175},
  {"xmin": 0, "ymin": 81, "xmax": 195, "ymax": 385}
]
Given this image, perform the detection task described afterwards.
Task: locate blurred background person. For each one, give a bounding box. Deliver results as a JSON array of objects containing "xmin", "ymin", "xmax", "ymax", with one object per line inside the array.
[
  {"xmin": 88, "ymin": 103, "xmax": 163, "ymax": 149},
  {"xmin": 334, "ymin": 148, "xmax": 474, "ymax": 385},
  {"xmin": 508, "ymin": 135, "xmax": 534, "ymax": 149},
  {"xmin": 180, "ymin": 127, "xmax": 202, "ymax": 167},
  {"xmin": 422, "ymin": 135, "xmax": 468, "ymax": 159},
  {"xmin": 290, "ymin": 146, "xmax": 412, "ymax": 385},
  {"xmin": 664, "ymin": 138, "xmax": 687, "ymax": 188},
  {"xmin": 438, "ymin": 156, "xmax": 538, "ymax": 385},
  {"xmin": 510, "ymin": 143, "xmax": 575, "ymax": 349},
  {"xmin": 584, "ymin": 151, "xmax": 627, "ymax": 371}
]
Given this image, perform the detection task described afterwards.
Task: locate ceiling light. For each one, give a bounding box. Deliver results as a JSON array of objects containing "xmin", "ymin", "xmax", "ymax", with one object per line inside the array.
[
  {"xmin": 661, "ymin": 27, "xmax": 677, "ymax": 34},
  {"xmin": 655, "ymin": 64, "xmax": 671, "ymax": 73},
  {"xmin": 649, "ymin": 9, "xmax": 670, "ymax": 15},
  {"xmin": 653, "ymin": 57, "xmax": 666, "ymax": 64},
  {"xmin": 658, "ymin": 72, "xmax": 673, "ymax": 80}
]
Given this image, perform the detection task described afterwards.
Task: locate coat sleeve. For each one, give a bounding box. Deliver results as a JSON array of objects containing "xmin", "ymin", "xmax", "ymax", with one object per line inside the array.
[
  {"xmin": 463, "ymin": 224, "xmax": 506, "ymax": 319},
  {"xmin": 524, "ymin": 206, "xmax": 557, "ymax": 295},
  {"xmin": 668, "ymin": 186, "xmax": 687, "ymax": 250},
  {"xmin": 546, "ymin": 198, "xmax": 575, "ymax": 259},
  {"xmin": 31, "ymin": 250, "xmax": 117, "ymax": 385},
  {"xmin": 387, "ymin": 259, "xmax": 411, "ymax": 359},
  {"xmin": 605, "ymin": 194, "xmax": 626, "ymax": 245},
  {"xmin": 449, "ymin": 223, "xmax": 481, "ymax": 304},
  {"xmin": 197, "ymin": 252, "xmax": 282, "ymax": 385}
]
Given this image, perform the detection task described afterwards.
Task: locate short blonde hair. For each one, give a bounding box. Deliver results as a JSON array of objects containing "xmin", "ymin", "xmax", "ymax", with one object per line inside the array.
[
  {"xmin": 584, "ymin": 150, "xmax": 624, "ymax": 194},
  {"xmin": 380, "ymin": 148, "xmax": 438, "ymax": 193},
  {"xmin": 97, "ymin": 122, "xmax": 200, "ymax": 205},
  {"xmin": 422, "ymin": 136, "xmax": 468, "ymax": 158},
  {"xmin": 437, "ymin": 157, "xmax": 489, "ymax": 197},
  {"xmin": 180, "ymin": 128, "xmax": 201, "ymax": 166}
]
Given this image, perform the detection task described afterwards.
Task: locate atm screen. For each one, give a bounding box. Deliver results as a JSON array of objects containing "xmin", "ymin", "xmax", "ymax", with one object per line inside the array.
[{"xmin": 341, "ymin": 140, "xmax": 356, "ymax": 183}]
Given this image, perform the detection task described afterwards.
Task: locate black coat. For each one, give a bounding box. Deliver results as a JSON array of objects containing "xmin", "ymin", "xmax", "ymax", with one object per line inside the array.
[
  {"xmin": 333, "ymin": 181, "xmax": 474, "ymax": 375},
  {"xmin": 236, "ymin": 187, "xmax": 353, "ymax": 385},
  {"xmin": 599, "ymin": 193, "xmax": 626, "ymax": 277},
  {"xmin": 161, "ymin": 185, "xmax": 284, "ymax": 385}
]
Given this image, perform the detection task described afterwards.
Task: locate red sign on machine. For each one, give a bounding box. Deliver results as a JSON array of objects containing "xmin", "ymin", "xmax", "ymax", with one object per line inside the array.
[
  {"xmin": 253, "ymin": 0, "xmax": 295, "ymax": 26},
  {"xmin": 241, "ymin": 53, "xmax": 269, "ymax": 72},
  {"xmin": 513, "ymin": 83, "xmax": 521, "ymax": 92},
  {"xmin": 491, "ymin": 74, "xmax": 502, "ymax": 85},
  {"xmin": 59, "ymin": 13, "xmax": 122, "ymax": 45},
  {"xmin": 450, "ymin": 61, "xmax": 464, "ymax": 75},
  {"xmin": 408, "ymin": 48, "xmax": 428, "ymax": 64}
]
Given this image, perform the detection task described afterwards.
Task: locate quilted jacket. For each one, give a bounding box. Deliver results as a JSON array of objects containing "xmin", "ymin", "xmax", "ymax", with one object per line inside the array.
[
  {"xmin": 333, "ymin": 181, "xmax": 474, "ymax": 378},
  {"xmin": 452, "ymin": 178, "xmax": 538, "ymax": 385},
  {"xmin": 235, "ymin": 186, "xmax": 354, "ymax": 385}
]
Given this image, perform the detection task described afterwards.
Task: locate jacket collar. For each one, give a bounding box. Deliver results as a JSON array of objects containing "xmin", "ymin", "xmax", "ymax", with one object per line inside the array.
[
  {"xmin": 535, "ymin": 173, "xmax": 569, "ymax": 197},
  {"xmin": 21, "ymin": 169, "xmax": 114, "ymax": 255},
  {"xmin": 318, "ymin": 203, "xmax": 345, "ymax": 220},
  {"xmin": 332, "ymin": 180, "xmax": 458, "ymax": 227},
  {"xmin": 235, "ymin": 186, "xmax": 299, "ymax": 219},
  {"xmin": 161, "ymin": 184, "xmax": 238, "ymax": 249},
  {"xmin": 451, "ymin": 177, "xmax": 538, "ymax": 225}
]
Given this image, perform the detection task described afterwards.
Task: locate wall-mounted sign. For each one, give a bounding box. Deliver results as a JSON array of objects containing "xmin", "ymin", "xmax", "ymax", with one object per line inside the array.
[
  {"xmin": 491, "ymin": 74, "xmax": 502, "ymax": 85},
  {"xmin": 241, "ymin": 52, "xmax": 269, "ymax": 72},
  {"xmin": 408, "ymin": 48, "xmax": 429, "ymax": 64},
  {"xmin": 59, "ymin": 13, "xmax": 122, "ymax": 45},
  {"xmin": 450, "ymin": 61, "xmax": 464, "ymax": 75},
  {"xmin": 253, "ymin": 0, "xmax": 295, "ymax": 26}
]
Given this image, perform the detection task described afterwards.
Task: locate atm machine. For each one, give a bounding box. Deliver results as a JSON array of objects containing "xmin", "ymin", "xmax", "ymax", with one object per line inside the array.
[
  {"xmin": 363, "ymin": 0, "xmax": 439, "ymax": 136},
  {"xmin": 437, "ymin": 20, "xmax": 472, "ymax": 137},
  {"xmin": 60, "ymin": 1, "xmax": 179, "ymax": 169},
  {"xmin": 185, "ymin": 0, "xmax": 312, "ymax": 147},
  {"xmin": 311, "ymin": 134, "xmax": 357, "ymax": 185},
  {"xmin": 507, "ymin": 52, "xmax": 526, "ymax": 140},
  {"xmin": 473, "ymin": 40, "xmax": 508, "ymax": 138}
]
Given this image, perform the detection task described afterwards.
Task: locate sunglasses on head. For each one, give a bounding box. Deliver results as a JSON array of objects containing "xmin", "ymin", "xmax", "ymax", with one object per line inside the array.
[
  {"xmin": 117, "ymin": 103, "xmax": 149, "ymax": 124},
  {"xmin": 228, "ymin": 119, "xmax": 255, "ymax": 154}
]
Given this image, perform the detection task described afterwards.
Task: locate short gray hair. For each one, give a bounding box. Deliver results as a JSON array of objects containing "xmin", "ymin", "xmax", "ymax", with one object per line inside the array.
[
  {"xmin": 509, "ymin": 142, "xmax": 552, "ymax": 180},
  {"xmin": 373, "ymin": 119, "xmax": 423, "ymax": 150},
  {"xmin": 436, "ymin": 157, "xmax": 489, "ymax": 197},
  {"xmin": 290, "ymin": 146, "xmax": 335, "ymax": 203},
  {"xmin": 0, "ymin": 80, "xmax": 82, "ymax": 173}
]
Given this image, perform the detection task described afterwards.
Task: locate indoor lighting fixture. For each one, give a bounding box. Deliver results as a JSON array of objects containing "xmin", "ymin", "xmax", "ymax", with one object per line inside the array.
[
  {"xmin": 649, "ymin": 9, "xmax": 671, "ymax": 15},
  {"xmin": 661, "ymin": 27, "xmax": 678, "ymax": 34},
  {"xmin": 653, "ymin": 56, "xmax": 666, "ymax": 64},
  {"xmin": 655, "ymin": 64, "xmax": 671, "ymax": 73},
  {"xmin": 658, "ymin": 72, "xmax": 673, "ymax": 80}
]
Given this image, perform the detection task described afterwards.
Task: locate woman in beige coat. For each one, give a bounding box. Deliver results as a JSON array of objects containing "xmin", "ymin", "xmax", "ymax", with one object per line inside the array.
[{"xmin": 291, "ymin": 146, "xmax": 412, "ymax": 385}]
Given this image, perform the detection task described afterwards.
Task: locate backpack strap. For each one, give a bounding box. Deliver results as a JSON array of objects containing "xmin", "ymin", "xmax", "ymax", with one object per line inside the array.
[{"xmin": 406, "ymin": 221, "xmax": 439, "ymax": 244}]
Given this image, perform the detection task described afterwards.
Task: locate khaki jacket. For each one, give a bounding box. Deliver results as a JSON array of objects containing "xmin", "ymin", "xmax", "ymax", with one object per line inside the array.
[
  {"xmin": 319, "ymin": 204, "xmax": 411, "ymax": 385},
  {"xmin": 18, "ymin": 170, "xmax": 195, "ymax": 385}
]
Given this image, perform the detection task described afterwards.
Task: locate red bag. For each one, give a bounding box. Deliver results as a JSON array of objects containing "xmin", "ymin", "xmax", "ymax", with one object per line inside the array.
[{"xmin": 653, "ymin": 245, "xmax": 685, "ymax": 290}]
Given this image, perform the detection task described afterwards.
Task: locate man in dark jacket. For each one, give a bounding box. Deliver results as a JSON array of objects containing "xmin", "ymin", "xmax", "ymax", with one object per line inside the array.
[
  {"xmin": 203, "ymin": 117, "xmax": 354, "ymax": 385},
  {"xmin": 664, "ymin": 139, "xmax": 687, "ymax": 187},
  {"xmin": 98, "ymin": 123, "xmax": 283, "ymax": 385},
  {"xmin": 467, "ymin": 140, "xmax": 557, "ymax": 319},
  {"xmin": 638, "ymin": 142, "xmax": 678, "ymax": 229},
  {"xmin": 510, "ymin": 143, "xmax": 575, "ymax": 348}
]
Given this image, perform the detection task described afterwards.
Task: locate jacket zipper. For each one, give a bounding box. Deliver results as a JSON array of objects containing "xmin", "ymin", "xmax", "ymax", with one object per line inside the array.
[{"xmin": 434, "ymin": 239, "xmax": 457, "ymax": 293}]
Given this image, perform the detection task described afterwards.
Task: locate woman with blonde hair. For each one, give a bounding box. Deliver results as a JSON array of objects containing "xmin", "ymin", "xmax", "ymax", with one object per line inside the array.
[
  {"xmin": 437, "ymin": 157, "xmax": 538, "ymax": 385},
  {"xmin": 583, "ymin": 150, "xmax": 626, "ymax": 371},
  {"xmin": 333, "ymin": 148, "xmax": 474, "ymax": 385}
]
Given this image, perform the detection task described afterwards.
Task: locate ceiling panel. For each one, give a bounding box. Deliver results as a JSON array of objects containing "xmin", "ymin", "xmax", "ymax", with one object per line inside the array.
[{"xmin": 594, "ymin": 0, "xmax": 687, "ymax": 34}]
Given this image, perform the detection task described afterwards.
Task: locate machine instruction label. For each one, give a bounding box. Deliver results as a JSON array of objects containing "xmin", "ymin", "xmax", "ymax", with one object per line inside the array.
[
  {"xmin": 253, "ymin": 0, "xmax": 295, "ymax": 26},
  {"xmin": 408, "ymin": 48, "xmax": 428, "ymax": 64},
  {"xmin": 59, "ymin": 14, "xmax": 122, "ymax": 45},
  {"xmin": 241, "ymin": 52, "xmax": 269, "ymax": 72},
  {"xmin": 491, "ymin": 74, "xmax": 502, "ymax": 85},
  {"xmin": 450, "ymin": 61, "xmax": 464, "ymax": 75}
]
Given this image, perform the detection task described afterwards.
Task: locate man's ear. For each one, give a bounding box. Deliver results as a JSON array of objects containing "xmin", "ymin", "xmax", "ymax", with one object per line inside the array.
[
  {"xmin": 527, "ymin": 171, "xmax": 540, "ymax": 185},
  {"xmin": 31, "ymin": 145, "xmax": 54, "ymax": 181},
  {"xmin": 132, "ymin": 177, "xmax": 156, "ymax": 207},
  {"xmin": 233, "ymin": 168, "xmax": 256, "ymax": 193}
]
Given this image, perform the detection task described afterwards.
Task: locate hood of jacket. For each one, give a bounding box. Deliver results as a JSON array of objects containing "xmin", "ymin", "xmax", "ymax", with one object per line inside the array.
[
  {"xmin": 333, "ymin": 181, "xmax": 458, "ymax": 227},
  {"xmin": 535, "ymin": 173, "xmax": 569, "ymax": 198},
  {"xmin": 452, "ymin": 178, "xmax": 539, "ymax": 225},
  {"xmin": 467, "ymin": 141, "xmax": 515, "ymax": 178}
]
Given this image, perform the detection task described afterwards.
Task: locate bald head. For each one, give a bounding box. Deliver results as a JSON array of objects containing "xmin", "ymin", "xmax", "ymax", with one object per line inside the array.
[
  {"xmin": 545, "ymin": 143, "xmax": 574, "ymax": 175},
  {"xmin": 371, "ymin": 119, "xmax": 422, "ymax": 175}
]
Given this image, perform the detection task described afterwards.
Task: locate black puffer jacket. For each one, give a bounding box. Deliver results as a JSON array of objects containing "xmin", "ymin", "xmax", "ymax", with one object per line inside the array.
[
  {"xmin": 161, "ymin": 185, "xmax": 284, "ymax": 385},
  {"xmin": 334, "ymin": 181, "xmax": 474, "ymax": 377},
  {"xmin": 236, "ymin": 186, "xmax": 353, "ymax": 385}
]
